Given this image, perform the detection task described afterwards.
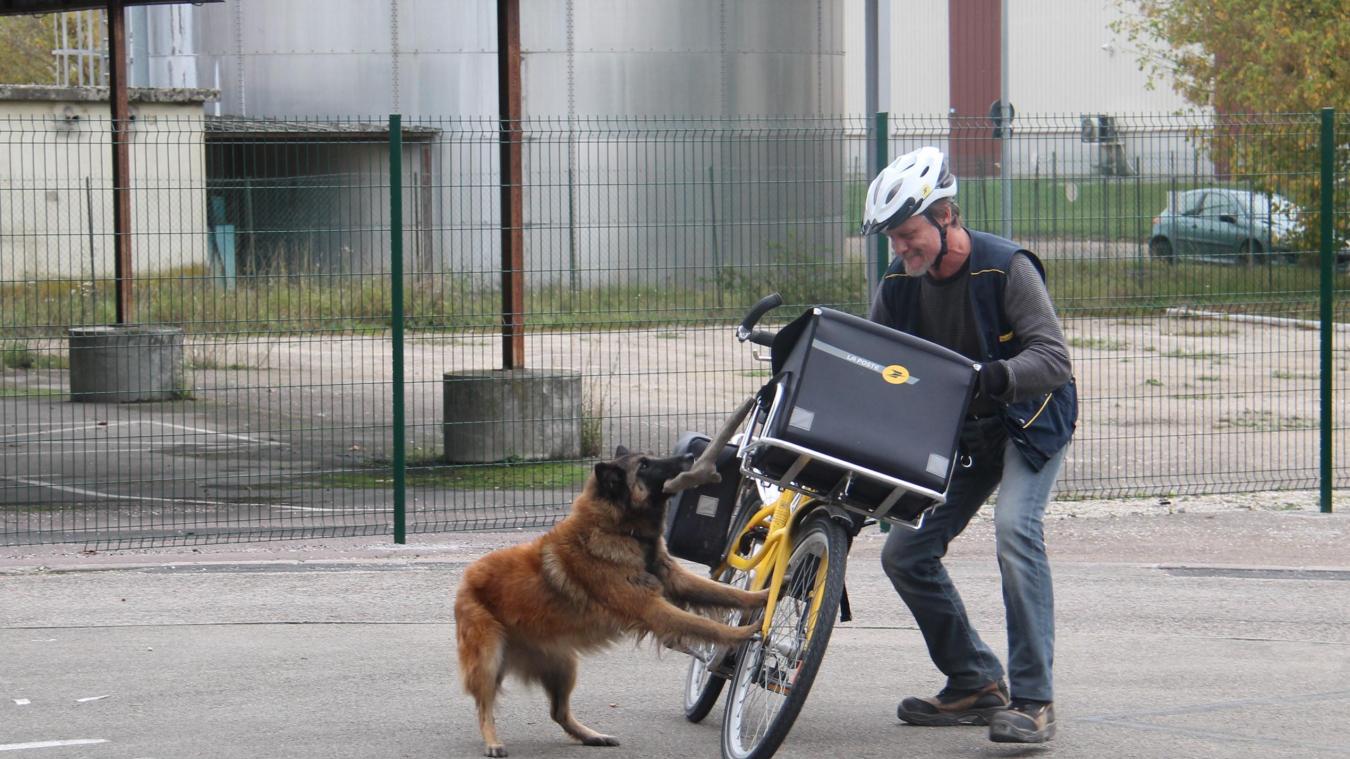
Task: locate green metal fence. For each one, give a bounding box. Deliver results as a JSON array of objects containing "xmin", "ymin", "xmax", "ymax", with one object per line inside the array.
[{"xmin": 1, "ymin": 111, "xmax": 1345, "ymax": 547}]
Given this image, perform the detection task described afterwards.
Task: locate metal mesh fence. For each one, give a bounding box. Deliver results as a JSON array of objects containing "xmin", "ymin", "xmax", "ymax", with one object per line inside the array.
[{"xmin": 1, "ymin": 112, "xmax": 1345, "ymax": 547}]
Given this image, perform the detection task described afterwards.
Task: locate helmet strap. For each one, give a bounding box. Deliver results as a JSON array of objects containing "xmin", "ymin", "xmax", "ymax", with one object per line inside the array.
[{"xmin": 924, "ymin": 210, "xmax": 950, "ymax": 275}]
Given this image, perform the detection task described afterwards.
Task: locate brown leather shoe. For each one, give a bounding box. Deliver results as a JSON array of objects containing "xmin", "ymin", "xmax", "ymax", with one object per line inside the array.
[
  {"xmin": 989, "ymin": 700, "xmax": 1056, "ymax": 742},
  {"xmin": 896, "ymin": 680, "xmax": 1010, "ymax": 726}
]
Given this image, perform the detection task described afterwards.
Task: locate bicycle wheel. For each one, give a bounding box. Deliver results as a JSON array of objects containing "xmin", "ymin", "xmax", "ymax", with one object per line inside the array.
[
  {"xmin": 721, "ymin": 515, "xmax": 849, "ymax": 759},
  {"xmin": 684, "ymin": 485, "xmax": 766, "ymax": 723}
]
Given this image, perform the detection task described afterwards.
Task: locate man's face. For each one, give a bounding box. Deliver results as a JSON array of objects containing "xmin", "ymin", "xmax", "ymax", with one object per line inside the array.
[{"xmin": 884, "ymin": 212, "xmax": 941, "ymax": 277}]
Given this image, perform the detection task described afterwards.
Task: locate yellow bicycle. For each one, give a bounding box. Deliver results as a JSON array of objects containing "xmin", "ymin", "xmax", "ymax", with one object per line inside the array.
[{"xmin": 677, "ymin": 293, "xmax": 977, "ymax": 759}]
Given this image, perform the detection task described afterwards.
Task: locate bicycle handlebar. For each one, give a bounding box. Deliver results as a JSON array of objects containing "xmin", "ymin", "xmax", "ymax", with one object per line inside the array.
[{"xmin": 736, "ymin": 293, "xmax": 783, "ymax": 347}]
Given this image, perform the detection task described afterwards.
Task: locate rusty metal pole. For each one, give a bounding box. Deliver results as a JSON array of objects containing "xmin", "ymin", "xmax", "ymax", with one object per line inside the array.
[
  {"xmin": 107, "ymin": 0, "xmax": 133, "ymax": 324},
  {"xmin": 497, "ymin": 0, "xmax": 525, "ymax": 369}
]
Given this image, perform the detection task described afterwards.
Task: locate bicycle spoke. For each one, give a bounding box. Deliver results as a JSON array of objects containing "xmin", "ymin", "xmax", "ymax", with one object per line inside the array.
[{"xmin": 724, "ymin": 522, "xmax": 840, "ymax": 759}]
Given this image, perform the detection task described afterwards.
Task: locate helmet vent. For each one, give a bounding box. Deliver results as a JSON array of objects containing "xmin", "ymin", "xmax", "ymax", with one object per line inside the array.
[{"xmin": 884, "ymin": 185, "xmax": 901, "ymax": 203}]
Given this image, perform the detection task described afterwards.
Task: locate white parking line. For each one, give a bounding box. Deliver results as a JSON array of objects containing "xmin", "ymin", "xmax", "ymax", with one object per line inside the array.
[
  {"xmin": 151, "ymin": 422, "xmax": 279, "ymax": 445},
  {"xmin": 0, "ymin": 739, "xmax": 108, "ymax": 752},
  {"xmin": 2, "ymin": 421, "xmax": 277, "ymax": 446},
  {"xmin": 2, "ymin": 475, "xmax": 385, "ymax": 515},
  {"xmin": 0, "ymin": 422, "xmax": 125, "ymax": 441},
  {"xmin": 9, "ymin": 440, "xmax": 273, "ymax": 455},
  {"xmin": 270, "ymin": 504, "xmax": 388, "ymax": 513},
  {"xmin": 1, "ymin": 477, "xmax": 276, "ymax": 509}
]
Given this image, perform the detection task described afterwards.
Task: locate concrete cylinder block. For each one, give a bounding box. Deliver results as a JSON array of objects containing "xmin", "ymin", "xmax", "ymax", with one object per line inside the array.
[
  {"xmin": 443, "ymin": 369, "xmax": 582, "ymax": 463},
  {"xmin": 68, "ymin": 326, "xmax": 188, "ymax": 403}
]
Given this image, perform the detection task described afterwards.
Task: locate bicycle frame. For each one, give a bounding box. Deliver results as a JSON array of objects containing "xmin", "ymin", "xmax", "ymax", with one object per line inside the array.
[{"xmin": 720, "ymin": 489, "xmax": 831, "ymax": 640}]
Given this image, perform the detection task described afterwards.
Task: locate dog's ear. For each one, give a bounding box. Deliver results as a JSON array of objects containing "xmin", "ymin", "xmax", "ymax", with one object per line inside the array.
[
  {"xmin": 613, "ymin": 445, "xmax": 630, "ymax": 457},
  {"xmin": 593, "ymin": 460, "xmax": 628, "ymax": 501}
]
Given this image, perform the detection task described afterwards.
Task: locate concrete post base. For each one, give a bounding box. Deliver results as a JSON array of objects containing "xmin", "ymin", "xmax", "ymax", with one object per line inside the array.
[
  {"xmin": 443, "ymin": 369, "xmax": 582, "ymax": 463},
  {"xmin": 68, "ymin": 326, "xmax": 188, "ymax": 403}
]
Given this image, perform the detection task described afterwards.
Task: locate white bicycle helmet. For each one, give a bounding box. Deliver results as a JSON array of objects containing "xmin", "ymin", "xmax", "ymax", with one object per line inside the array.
[{"xmin": 860, "ymin": 146, "xmax": 957, "ymax": 236}]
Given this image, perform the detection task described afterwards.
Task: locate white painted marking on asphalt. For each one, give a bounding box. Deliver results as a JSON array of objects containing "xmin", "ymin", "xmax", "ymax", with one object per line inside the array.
[
  {"xmin": 0, "ymin": 422, "xmax": 125, "ymax": 441},
  {"xmin": 3, "ymin": 420, "xmax": 276, "ymax": 447},
  {"xmin": 76, "ymin": 695, "xmax": 109, "ymax": 703},
  {"xmin": 151, "ymin": 422, "xmax": 279, "ymax": 445},
  {"xmin": 5, "ymin": 477, "xmax": 214, "ymax": 504},
  {"xmin": 0, "ymin": 739, "xmax": 108, "ymax": 752},
  {"xmin": 10, "ymin": 448, "xmax": 168, "ymax": 456},
  {"xmin": 270, "ymin": 505, "xmax": 388, "ymax": 513},
  {"xmin": 1, "ymin": 477, "xmax": 276, "ymax": 509},
  {"xmin": 3, "ymin": 475, "xmax": 378, "ymax": 513},
  {"xmin": 12, "ymin": 699, "xmax": 29, "ymax": 706}
]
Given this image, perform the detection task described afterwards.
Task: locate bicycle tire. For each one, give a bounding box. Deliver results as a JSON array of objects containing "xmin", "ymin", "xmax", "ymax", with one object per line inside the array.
[
  {"xmin": 721, "ymin": 515, "xmax": 849, "ymax": 759},
  {"xmin": 684, "ymin": 484, "xmax": 766, "ymax": 723}
]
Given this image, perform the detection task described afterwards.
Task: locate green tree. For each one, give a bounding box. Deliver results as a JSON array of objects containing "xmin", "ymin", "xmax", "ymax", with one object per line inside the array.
[
  {"xmin": 0, "ymin": 14, "xmax": 56, "ymax": 85},
  {"xmin": 1113, "ymin": 1, "xmax": 1349, "ymax": 251}
]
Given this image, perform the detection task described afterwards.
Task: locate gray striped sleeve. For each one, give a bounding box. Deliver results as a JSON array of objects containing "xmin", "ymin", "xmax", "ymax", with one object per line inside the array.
[{"xmin": 1000, "ymin": 252, "xmax": 1073, "ymax": 401}]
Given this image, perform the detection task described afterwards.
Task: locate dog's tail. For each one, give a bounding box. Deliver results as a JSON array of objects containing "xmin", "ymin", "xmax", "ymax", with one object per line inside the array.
[{"xmin": 454, "ymin": 585, "xmax": 507, "ymax": 696}]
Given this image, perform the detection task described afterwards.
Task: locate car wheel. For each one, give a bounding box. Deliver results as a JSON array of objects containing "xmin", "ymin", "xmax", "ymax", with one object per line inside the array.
[
  {"xmin": 1238, "ymin": 240, "xmax": 1261, "ymax": 266},
  {"xmin": 1148, "ymin": 237, "xmax": 1174, "ymax": 263}
]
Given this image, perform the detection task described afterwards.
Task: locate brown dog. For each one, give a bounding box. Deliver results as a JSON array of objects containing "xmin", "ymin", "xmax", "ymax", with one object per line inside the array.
[{"xmin": 454, "ymin": 447, "xmax": 767, "ymax": 757}]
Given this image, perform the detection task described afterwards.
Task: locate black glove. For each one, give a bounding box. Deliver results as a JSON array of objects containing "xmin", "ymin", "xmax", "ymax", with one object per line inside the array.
[{"xmin": 978, "ymin": 360, "xmax": 1010, "ymax": 400}]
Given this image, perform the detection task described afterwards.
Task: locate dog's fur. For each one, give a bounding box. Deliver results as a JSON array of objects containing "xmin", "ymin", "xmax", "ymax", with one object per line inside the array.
[{"xmin": 454, "ymin": 448, "xmax": 768, "ymax": 757}]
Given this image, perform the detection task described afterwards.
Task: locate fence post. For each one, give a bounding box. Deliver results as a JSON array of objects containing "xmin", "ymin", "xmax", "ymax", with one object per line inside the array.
[
  {"xmin": 390, "ymin": 114, "xmax": 408, "ymax": 542},
  {"xmin": 873, "ymin": 111, "xmax": 889, "ymax": 284},
  {"xmin": 1318, "ymin": 108, "xmax": 1335, "ymax": 514}
]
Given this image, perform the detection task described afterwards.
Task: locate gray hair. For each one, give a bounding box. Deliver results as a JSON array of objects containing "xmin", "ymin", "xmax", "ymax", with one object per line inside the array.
[{"xmin": 929, "ymin": 197, "xmax": 962, "ymax": 226}]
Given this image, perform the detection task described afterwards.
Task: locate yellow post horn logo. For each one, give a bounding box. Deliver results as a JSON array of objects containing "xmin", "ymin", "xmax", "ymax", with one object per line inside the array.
[{"xmin": 882, "ymin": 364, "xmax": 910, "ymax": 385}]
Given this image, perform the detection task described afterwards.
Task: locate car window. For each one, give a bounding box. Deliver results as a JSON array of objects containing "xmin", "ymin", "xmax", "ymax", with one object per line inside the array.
[
  {"xmin": 1175, "ymin": 191, "xmax": 1205, "ymax": 216},
  {"xmin": 1203, "ymin": 193, "xmax": 1241, "ymax": 218}
]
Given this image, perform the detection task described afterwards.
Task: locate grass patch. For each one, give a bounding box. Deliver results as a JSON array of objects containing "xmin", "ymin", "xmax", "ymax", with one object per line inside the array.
[
  {"xmin": 1271, "ymin": 369, "xmax": 1318, "ymax": 380},
  {"xmin": 1217, "ymin": 411, "xmax": 1318, "ymax": 431},
  {"xmin": 1176, "ymin": 327, "xmax": 1235, "ymax": 338},
  {"xmin": 312, "ymin": 460, "xmax": 590, "ymax": 490},
  {"xmin": 2, "ymin": 344, "xmax": 67, "ymax": 370},
  {"xmin": 187, "ymin": 358, "xmax": 255, "ymax": 370},
  {"xmin": 1047, "ymin": 258, "xmax": 1350, "ymax": 320},
  {"xmin": 0, "ymin": 387, "xmax": 63, "ymax": 398},
  {"xmin": 848, "ymin": 175, "xmax": 1179, "ymax": 241},
  {"xmin": 2, "ymin": 252, "xmax": 1344, "ymax": 338},
  {"xmin": 1069, "ymin": 337, "xmax": 1128, "ymax": 351},
  {"xmin": 1161, "ymin": 349, "xmax": 1226, "ymax": 362},
  {"xmin": 1144, "ymin": 378, "xmax": 1164, "ymax": 387}
]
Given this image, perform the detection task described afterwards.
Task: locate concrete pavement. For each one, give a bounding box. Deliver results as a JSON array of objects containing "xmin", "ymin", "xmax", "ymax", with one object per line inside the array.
[{"xmin": 2, "ymin": 493, "xmax": 1348, "ymax": 759}]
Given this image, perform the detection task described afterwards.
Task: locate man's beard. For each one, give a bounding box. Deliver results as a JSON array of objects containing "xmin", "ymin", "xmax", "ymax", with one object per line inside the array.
[{"xmin": 902, "ymin": 253, "xmax": 933, "ymax": 277}]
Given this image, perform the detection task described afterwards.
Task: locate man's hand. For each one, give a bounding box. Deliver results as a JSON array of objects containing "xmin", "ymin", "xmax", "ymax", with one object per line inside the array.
[{"xmin": 979, "ymin": 360, "xmax": 1010, "ymax": 400}]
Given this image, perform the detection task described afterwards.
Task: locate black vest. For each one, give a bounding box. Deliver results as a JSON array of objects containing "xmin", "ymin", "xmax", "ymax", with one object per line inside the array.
[{"xmin": 874, "ymin": 229, "xmax": 1078, "ymax": 471}]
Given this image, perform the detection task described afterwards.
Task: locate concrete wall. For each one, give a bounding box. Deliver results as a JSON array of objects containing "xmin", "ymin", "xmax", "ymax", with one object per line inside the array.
[{"xmin": 0, "ymin": 88, "xmax": 211, "ymax": 281}]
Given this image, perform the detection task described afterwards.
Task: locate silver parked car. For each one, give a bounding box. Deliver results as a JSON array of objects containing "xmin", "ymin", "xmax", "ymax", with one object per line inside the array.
[{"xmin": 1149, "ymin": 188, "xmax": 1300, "ymax": 264}]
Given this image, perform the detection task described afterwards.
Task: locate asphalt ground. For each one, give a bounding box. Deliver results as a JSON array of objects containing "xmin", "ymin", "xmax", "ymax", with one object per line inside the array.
[{"xmin": 2, "ymin": 494, "xmax": 1348, "ymax": 759}]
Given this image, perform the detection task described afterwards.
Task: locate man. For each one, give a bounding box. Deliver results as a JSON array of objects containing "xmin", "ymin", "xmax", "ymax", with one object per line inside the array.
[{"xmin": 861, "ymin": 146, "xmax": 1077, "ymax": 744}]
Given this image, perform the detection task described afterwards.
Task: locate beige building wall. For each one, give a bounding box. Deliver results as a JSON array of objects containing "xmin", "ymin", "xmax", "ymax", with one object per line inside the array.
[
  {"xmin": 842, "ymin": 0, "xmax": 1193, "ymax": 116},
  {"xmin": 0, "ymin": 87, "xmax": 213, "ymax": 282}
]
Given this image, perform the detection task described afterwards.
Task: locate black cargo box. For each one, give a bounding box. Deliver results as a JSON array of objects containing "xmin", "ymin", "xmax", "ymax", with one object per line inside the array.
[{"xmin": 744, "ymin": 307, "xmax": 978, "ymax": 525}]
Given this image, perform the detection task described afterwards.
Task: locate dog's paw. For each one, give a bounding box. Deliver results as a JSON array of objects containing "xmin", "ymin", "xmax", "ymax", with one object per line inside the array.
[
  {"xmin": 484, "ymin": 744, "xmax": 508, "ymax": 757},
  {"xmin": 735, "ymin": 622, "xmax": 761, "ymax": 640},
  {"xmin": 581, "ymin": 734, "xmax": 620, "ymax": 747}
]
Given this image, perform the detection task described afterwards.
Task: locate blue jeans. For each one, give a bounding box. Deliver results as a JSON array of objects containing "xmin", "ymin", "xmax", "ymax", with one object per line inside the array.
[{"xmin": 881, "ymin": 437, "xmax": 1065, "ymax": 703}]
